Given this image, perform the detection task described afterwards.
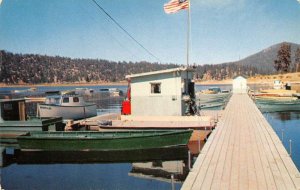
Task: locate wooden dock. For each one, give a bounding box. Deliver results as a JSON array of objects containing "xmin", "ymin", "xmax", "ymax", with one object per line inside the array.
[{"xmin": 182, "ymin": 94, "xmax": 300, "ymax": 190}]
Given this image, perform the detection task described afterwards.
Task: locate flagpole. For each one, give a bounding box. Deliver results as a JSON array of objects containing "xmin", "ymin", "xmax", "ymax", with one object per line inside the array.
[{"xmin": 187, "ymin": 0, "xmax": 191, "ymax": 68}]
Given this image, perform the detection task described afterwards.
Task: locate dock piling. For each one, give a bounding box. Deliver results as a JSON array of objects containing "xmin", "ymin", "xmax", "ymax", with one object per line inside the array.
[{"xmin": 171, "ymin": 174, "xmax": 175, "ymax": 190}]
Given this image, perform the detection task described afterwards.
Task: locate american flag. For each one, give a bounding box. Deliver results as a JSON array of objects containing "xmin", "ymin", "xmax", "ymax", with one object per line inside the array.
[{"xmin": 164, "ymin": 0, "xmax": 189, "ymax": 14}]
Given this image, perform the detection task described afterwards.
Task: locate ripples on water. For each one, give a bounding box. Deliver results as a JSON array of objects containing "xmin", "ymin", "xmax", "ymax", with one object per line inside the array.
[{"xmin": 263, "ymin": 111, "xmax": 300, "ymax": 170}]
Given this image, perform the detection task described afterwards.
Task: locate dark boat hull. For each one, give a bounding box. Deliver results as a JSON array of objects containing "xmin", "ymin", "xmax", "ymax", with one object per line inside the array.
[{"xmin": 17, "ymin": 130, "xmax": 193, "ymax": 151}]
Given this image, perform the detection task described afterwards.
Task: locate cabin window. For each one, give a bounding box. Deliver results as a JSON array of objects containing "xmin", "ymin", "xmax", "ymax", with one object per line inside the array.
[
  {"xmin": 151, "ymin": 83, "xmax": 161, "ymax": 94},
  {"xmin": 73, "ymin": 97, "xmax": 79, "ymax": 102},
  {"xmin": 55, "ymin": 98, "xmax": 60, "ymax": 105},
  {"xmin": 63, "ymin": 97, "xmax": 69, "ymax": 103},
  {"xmin": 3, "ymin": 103, "xmax": 13, "ymax": 110}
]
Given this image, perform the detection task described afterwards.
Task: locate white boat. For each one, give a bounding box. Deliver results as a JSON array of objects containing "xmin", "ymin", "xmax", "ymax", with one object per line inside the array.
[
  {"xmin": 273, "ymin": 80, "xmax": 283, "ymax": 90},
  {"xmin": 99, "ymin": 88, "xmax": 123, "ymax": 96},
  {"xmin": 38, "ymin": 91, "xmax": 97, "ymax": 120},
  {"xmin": 75, "ymin": 88, "xmax": 94, "ymax": 96}
]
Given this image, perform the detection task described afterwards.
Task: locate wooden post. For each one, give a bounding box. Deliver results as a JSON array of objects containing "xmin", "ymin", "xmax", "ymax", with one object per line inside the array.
[
  {"xmin": 188, "ymin": 150, "xmax": 191, "ymax": 170},
  {"xmin": 171, "ymin": 174, "xmax": 175, "ymax": 190}
]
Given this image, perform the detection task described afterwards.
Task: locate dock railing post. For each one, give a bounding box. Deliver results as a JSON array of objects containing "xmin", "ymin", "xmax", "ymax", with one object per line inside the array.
[
  {"xmin": 289, "ymin": 139, "xmax": 292, "ymax": 156},
  {"xmin": 171, "ymin": 174, "xmax": 175, "ymax": 190},
  {"xmin": 281, "ymin": 129, "xmax": 284, "ymax": 142}
]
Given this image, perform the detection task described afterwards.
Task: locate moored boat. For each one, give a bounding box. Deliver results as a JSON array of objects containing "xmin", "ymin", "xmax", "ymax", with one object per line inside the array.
[
  {"xmin": 196, "ymin": 87, "xmax": 231, "ymax": 110},
  {"xmin": 38, "ymin": 91, "xmax": 97, "ymax": 120},
  {"xmin": 255, "ymin": 99, "xmax": 300, "ymax": 112},
  {"xmin": 17, "ymin": 130, "xmax": 193, "ymax": 151}
]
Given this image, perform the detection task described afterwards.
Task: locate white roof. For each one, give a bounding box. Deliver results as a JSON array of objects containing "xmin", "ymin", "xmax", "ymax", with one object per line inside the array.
[
  {"xmin": 125, "ymin": 67, "xmax": 194, "ymax": 79},
  {"xmin": 233, "ymin": 76, "xmax": 247, "ymax": 80}
]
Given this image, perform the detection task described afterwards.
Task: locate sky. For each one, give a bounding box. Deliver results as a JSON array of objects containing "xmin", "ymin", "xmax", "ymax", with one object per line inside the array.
[{"xmin": 0, "ymin": 0, "xmax": 300, "ymax": 65}]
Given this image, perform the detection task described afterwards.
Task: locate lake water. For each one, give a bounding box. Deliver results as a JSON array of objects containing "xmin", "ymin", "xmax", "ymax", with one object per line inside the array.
[
  {"xmin": 263, "ymin": 111, "xmax": 300, "ymax": 169},
  {"xmin": 1, "ymin": 84, "xmax": 300, "ymax": 189}
]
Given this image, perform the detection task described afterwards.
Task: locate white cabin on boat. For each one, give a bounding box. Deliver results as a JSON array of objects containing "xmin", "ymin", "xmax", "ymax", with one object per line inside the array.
[
  {"xmin": 232, "ymin": 76, "xmax": 247, "ymax": 94},
  {"xmin": 125, "ymin": 67, "xmax": 195, "ymax": 116},
  {"xmin": 38, "ymin": 91, "xmax": 97, "ymax": 120}
]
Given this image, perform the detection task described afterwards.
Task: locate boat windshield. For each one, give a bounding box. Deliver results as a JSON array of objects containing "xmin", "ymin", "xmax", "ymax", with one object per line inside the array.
[{"xmin": 45, "ymin": 96, "xmax": 61, "ymax": 105}]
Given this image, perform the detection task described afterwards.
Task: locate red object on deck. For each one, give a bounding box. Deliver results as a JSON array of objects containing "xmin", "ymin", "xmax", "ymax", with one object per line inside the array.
[
  {"xmin": 121, "ymin": 82, "xmax": 131, "ymax": 115},
  {"xmin": 121, "ymin": 100, "xmax": 131, "ymax": 115}
]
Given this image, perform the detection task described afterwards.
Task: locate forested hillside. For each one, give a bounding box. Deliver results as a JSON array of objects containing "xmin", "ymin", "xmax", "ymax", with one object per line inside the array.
[
  {"xmin": 1, "ymin": 42, "xmax": 299, "ymax": 84},
  {"xmin": 0, "ymin": 51, "xmax": 177, "ymax": 84}
]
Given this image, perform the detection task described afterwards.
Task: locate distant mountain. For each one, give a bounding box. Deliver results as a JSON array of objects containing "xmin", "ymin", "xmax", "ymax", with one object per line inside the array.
[{"xmin": 227, "ymin": 42, "xmax": 300, "ymax": 74}]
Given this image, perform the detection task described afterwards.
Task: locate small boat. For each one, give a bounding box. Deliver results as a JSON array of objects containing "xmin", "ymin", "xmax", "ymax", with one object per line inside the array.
[
  {"xmin": 75, "ymin": 88, "xmax": 94, "ymax": 96},
  {"xmin": 255, "ymin": 89, "xmax": 296, "ymax": 97},
  {"xmin": 100, "ymin": 88, "xmax": 123, "ymax": 96},
  {"xmin": 17, "ymin": 130, "xmax": 193, "ymax": 151},
  {"xmin": 255, "ymin": 99, "xmax": 300, "ymax": 112},
  {"xmin": 200, "ymin": 102, "xmax": 224, "ymax": 110},
  {"xmin": 38, "ymin": 91, "xmax": 97, "ymax": 120},
  {"xmin": 196, "ymin": 87, "xmax": 231, "ymax": 109},
  {"xmin": 0, "ymin": 98, "xmax": 64, "ymax": 146},
  {"xmin": 12, "ymin": 87, "xmax": 36, "ymax": 94},
  {"xmin": 273, "ymin": 80, "xmax": 283, "ymax": 90}
]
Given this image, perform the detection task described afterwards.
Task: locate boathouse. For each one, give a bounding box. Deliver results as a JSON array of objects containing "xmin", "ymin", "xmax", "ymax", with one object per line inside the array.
[
  {"xmin": 125, "ymin": 67, "xmax": 195, "ymax": 116},
  {"xmin": 0, "ymin": 99, "xmax": 26, "ymax": 122},
  {"xmin": 232, "ymin": 76, "xmax": 247, "ymax": 94}
]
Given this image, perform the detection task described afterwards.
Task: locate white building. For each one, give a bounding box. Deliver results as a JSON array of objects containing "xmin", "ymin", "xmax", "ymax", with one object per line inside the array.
[
  {"xmin": 232, "ymin": 76, "xmax": 247, "ymax": 94},
  {"xmin": 125, "ymin": 67, "xmax": 195, "ymax": 116}
]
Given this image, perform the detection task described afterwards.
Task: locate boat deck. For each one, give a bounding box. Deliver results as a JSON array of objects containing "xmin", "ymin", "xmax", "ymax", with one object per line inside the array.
[{"xmin": 182, "ymin": 93, "xmax": 300, "ymax": 190}]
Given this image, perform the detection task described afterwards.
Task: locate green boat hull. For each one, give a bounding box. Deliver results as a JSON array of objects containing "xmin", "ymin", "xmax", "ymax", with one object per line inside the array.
[{"xmin": 17, "ymin": 130, "xmax": 193, "ymax": 151}]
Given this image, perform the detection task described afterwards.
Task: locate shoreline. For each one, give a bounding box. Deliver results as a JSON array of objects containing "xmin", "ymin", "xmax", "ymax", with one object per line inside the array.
[
  {"xmin": 0, "ymin": 82, "xmax": 128, "ymax": 88},
  {"xmin": 1, "ymin": 72, "xmax": 299, "ymax": 87}
]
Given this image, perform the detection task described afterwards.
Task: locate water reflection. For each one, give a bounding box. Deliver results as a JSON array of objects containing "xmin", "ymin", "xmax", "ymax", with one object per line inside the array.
[
  {"xmin": 1, "ymin": 146, "xmax": 190, "ymax": 190},
  {"xmin": 267, "ymin": 111, "xmax": 300, "ymax": 121},
  {"xmin": 14, "ymin": 146, "xmax": 189, "ymax": 165},
  {"xmin": 264, "ymin": 111, "xmax": 300, "ymax": 170},
  {"xmin": 130, "ymin": 160, "xmax": 188, "ymax": 183}
]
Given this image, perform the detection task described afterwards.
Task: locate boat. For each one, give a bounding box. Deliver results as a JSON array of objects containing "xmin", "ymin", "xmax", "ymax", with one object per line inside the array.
[
  {"xmin": 254, "ymin": 89, "xmax": 296, "ymax": 97},
  {"xmin": 17, "ymin": 130, "xmax": 193, "ymax": 151},
  {"xmin": 273, "ymin": 80, "xmax": 283, "ymax": 90},
  {"xmin": 38, "ymin": 91, "xmax": 97, "ymax": 120},
  {"xmin": 100, "ymin": 88, "xmax": 123, "ymax": 96},
  {"xmin": 12, "ymin": 87, "xmax": 37, "ymax": 94},
  {"xmin": 0, "ymin": 98, "xmax": 64, "ymax": 146},
  {"xmin": 75, "ymin": 88, "xmax": 94, "ymax": 96},
  {"xmin": 196, "ymin": 87, "xmax": 231, "ymax": 110},
  {"xmin": 199, "ymin": 102, "xmax": 225, "ymax": 110},
  {"xmin": 255, "ymin": 98, "xmax": 300, "ymax": 112}
]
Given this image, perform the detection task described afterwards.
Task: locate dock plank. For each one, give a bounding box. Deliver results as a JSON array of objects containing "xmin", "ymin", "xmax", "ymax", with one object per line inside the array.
[{"xmin": 181, "ymin": 94, "xmax": 300, "ymax": 190}]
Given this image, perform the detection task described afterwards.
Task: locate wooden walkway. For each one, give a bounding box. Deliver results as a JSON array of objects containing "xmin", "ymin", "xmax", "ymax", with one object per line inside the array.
[{"xmin": 182, "ymin": 94, "xmax": 300, "ymax": 190}]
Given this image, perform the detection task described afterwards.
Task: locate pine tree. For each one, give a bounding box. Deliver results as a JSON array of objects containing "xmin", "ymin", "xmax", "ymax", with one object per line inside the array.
[
  {"xmin": 274, "ymin": 43, "xmax": 291, "ymax": 73},
  {"xmin": 295, "ymin": 48, "xmax": 300, "ymax": 72}
]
